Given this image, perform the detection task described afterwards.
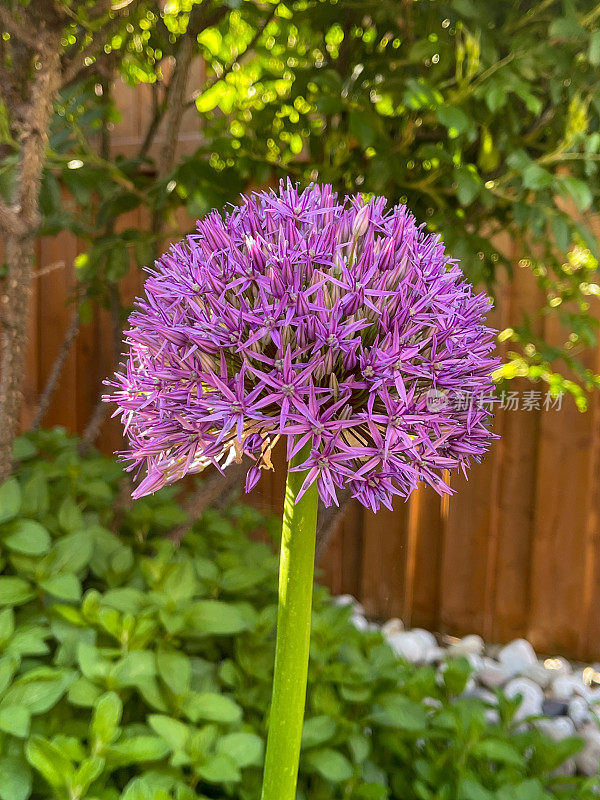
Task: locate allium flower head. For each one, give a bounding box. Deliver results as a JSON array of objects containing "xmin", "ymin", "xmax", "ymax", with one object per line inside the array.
[{"xmin": 106, "ymin": 181, "xmax": 498, "ymax": 511}]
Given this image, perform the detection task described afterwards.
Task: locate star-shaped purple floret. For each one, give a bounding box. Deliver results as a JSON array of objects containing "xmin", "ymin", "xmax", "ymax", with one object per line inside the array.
[{"xmin": 105, "ymin": 181, "xmax": 499, "ymax": 510}]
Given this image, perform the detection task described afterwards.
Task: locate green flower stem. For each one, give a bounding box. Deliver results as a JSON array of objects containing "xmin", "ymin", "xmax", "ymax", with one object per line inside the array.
[{"xmin": 261, "ymin": 445, "xmax": 319, "ymax": 800}]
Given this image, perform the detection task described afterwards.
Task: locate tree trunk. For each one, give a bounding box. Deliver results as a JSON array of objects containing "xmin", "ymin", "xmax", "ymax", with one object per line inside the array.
[
  {"xmin": 0, "ymin": 33, "xmax": 62, "ymax": 483},
  {"xmin": 0, "ymin": 235, "xmax": 36, "ymax": 478}
]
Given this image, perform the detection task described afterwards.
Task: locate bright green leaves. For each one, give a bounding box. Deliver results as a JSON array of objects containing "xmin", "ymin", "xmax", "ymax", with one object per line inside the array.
[
  {"xmin": 0, "ymin": 479, "xmax": 21, "ymax": 523},
  {"xmin": 0, "ymin": 757, "xmax": 31, "ymax": 800},
  {"xmin": 91, "ymin": 692, "xmax": 123, "ymax": 748},
  {"xmin": 306, "ymin": 747, "xmax": 354, "ymax": 782},
  {"xmin": 216, "ymin": 732, "xmax": 263, "ymax": 768},
  {"xmin": 4, "ymin": 521, "xmax": 51, "ymax": 556},
  {"xmin": 0, "ymin": 429, "xmax": 593, "ymax": 800},
  {"xmin": 301, "ymin": 715, "xmax": 337, "ymax": 748},
  {"xmin": 186, "ymin": 693, "xmax": 242, "ymax": 724},
  {"xmin": 0, "ymin": 578, "xmax": 34, "ymax": 606}
]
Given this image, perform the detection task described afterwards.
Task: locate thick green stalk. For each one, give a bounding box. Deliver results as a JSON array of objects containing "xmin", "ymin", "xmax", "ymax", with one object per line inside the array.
[{"xmin": 260, "ymin": 446, "xmax": 319, "ymax": 800}]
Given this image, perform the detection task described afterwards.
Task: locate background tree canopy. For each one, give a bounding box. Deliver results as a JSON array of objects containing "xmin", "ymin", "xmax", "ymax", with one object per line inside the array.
[{"xmin": 2, "ymin": 0, "xmax": 600, "ymax": 471}]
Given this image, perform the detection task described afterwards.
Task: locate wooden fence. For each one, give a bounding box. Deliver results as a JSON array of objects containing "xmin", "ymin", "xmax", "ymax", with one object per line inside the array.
[{"xmin": 9, "ymin": 79, "xmax": 600, "ymax": 661}]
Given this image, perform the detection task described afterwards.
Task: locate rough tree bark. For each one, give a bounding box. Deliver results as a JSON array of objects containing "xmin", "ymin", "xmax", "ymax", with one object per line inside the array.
[{"xmin": 0, "ymin": 5, "xmax": 64, "ymax": 483}]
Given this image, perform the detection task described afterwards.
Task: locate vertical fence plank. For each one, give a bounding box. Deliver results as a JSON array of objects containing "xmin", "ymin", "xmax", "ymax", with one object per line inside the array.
[
  {"xmin": 527, "ymin": 309, "xmax": 595, "ymax": 657},
  {"xmin": 360, "ymin": 504, "xmax": 409, "ymax": 620},
  {"xmin": 488, "ymin": 262, "xmax": 545, "ymax": 644}
]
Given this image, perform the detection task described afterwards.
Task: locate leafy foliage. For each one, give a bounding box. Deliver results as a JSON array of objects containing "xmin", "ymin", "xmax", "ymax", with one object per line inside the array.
[
  {"xmin": 0, "ymin": 428, "xmax": 597, "ymax": 799},
  {"xmin": 10, "ymin": 0, "xmax": 600, "ymax": 407},
  {"xmin": 1, "ymin": 1, "xmax": 598, "ymax": 411}
]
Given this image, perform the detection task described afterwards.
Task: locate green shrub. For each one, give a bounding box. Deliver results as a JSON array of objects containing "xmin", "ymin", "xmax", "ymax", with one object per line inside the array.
[{"xmin": 0, "ymin": 429, "xmax": 597, "ymax": 800}]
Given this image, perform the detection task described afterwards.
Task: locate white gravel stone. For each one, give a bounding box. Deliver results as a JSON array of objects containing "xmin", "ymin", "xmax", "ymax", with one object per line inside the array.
[
  {"xmin": 549, "ymin": 674, "xmax": 590, "ymax": 702},
  {"xmin": 575, "ymin": 723, "xmax": 600, "ymax": 776},
  {"xmin": 535, "ymin": 716, "xmax": 576, "ymax": 741},
  {"xmin": 485, "ymin": 708, "xmax": 500, "ymax": 725},
  {"xmin": 447, "ymin": 634, "xmax": 485, "ymax": 657},
  {"xmin": 465, "ymin": 653, "xmax": 484, "ymax": 672},
  {"xmin": 350, "ymin": 613, "xmax": 370, "ymax": 631},
  {"xmin": 552, "ymin": 759, "xmax": 577, "ymax": 778},
  {"xmin": 521, "ymin": 663, "xmax": 555, "ymax": 689},
  {"xmin": 410, "ymin": 628, "xmax": 438, "ymax": 651},
  {"xmin": 587, "ymin": 687, "xmax": 600, "ymax": 705},
  {"xmin": 423, "ymin": 646, "xmax": 445, "ymax": 664},
  {"xmin": 544, "ymin": 656, "xmax": 572, "ymax": 676},
  {"xmin": 498, "ymin": 638, "xmax": 538, "ymax": 675},
  {"xmin": 472, "ymin": 687, "xmax": 498, "ymax": 705},
  {"xmin": 478, "ymin": 657, "xmax": 511, "ymax": 689},
  {"xmin": 568, "ymin": 696, "xmax": 591, "ymax": 729},
  {"xmin": 381, "ymin": 617, "xmax": 404, "ymax": 637},
  {"xmin": 334, "ymin": 594, "xmax": 366, "ymax": 616},
  {"xmin": 387, "ymin": 631, "xmax": 428, "ymax": 663},
  {"xmin": 504, "ymin": 677, "xmax": 544, "ymax": 720}
]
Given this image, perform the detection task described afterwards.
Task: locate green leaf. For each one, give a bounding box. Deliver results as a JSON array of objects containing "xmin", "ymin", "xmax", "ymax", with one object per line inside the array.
[
  {"xmin": 0, "ymin": 578, "xmax": 34, "ymax": 606},
  {"xmin": 48, "ymin": 531, "xmax": 94, "ymax": 574},
  {"xmin": 560, "ymin": 175, "xmax": 593, "ymax": 211},
  {"xmin": 454, "ymin": 166, "xmax": 481, "ymax": 206},
  {"xmin": 549, "ymin": 16, "xmax": 583, "ymax": 38},
  {"xmin": 0, "ymin": 705, "xmax": 30, "ymax": 738},
  {"xmin": 306, "ymin": 748, "xmax": 353, "ymax": 782},
  {"xmin": 369, "ymin": 694, "xmax": 427, "ymax": 730},
  {"xmin": 12, "ymin": 437, "xmax": 37, "ymax": 461},
  {"xmin": 458, "ymin": 777, "xmax": 494, "ymax": 800},
  {"xmin": 185, "ymin": 692, "xmax": 242, "ymax": 724},
  {"xmin": 301, "ymin": 715, "xmax": 337, "ymax": 749},
  {"xmin": 91, "ymin": 692, "xmax": 122, "ymax": 746},
  {"xmin": 106, "ymin": 736, "xmax": 170, "ymax": 766},
  {"xmin": 472, "ymin": 738, "xmax": 524, "ymax": 766},
  {"xmin": 0, "ymin": 655, "xmax": 18, "ymax": 695},
  {"xmin": 442, "ymin": 657, "xmax": 472, "ymax": 694},
  {"xmin": 0, "ymin": 607, "xmax": 14, "ymax": 643},
  {"xmin": 73, "ymin": 757, "xmax": 105, "ymax": 795},
  {"xmin": 26, "ymin": 736, "xmax": 74, "ymax": 791},
  {"xmin": 110, "ymin": 650, "xmax": 155, "ymax": 687},
  {"xmin": 186, "ymin": 600, "xmax": 251, "ymax": 636},
  {"xmin": 0, "ymin": 757, "xmax": 31, "ymax": 800},
  {"xmin": 148, "ymin": 714, "xmax": 190, "ymax": 751},
  {"xmin": 216, "ymin": 731, "xmax": 264, "ymax": 767},
  {"xmin": 437, "ymin": 105, "xmax": 471, "ymax": 135},
  {"xmin": 0, "ymin": 479, "xmax": 21, "ymax": 523},
  {"xmin": 348, "ymin": 733, "xmax": 370, "ymax": 764},
  {"xmin": 3, "ymin": 520, "xmax": 50, "ymax": 556},
  {"xmin": 57, "ymin": 496, "xmax": 84, "ymax": 532},
  {"xmin": 39, "ymin": 573, "xmax": 81, "ymax": 601},
  {"xmin": 521, "ymin": 164, "xmax": 553, "ymax": 190},
  {"xmin": 2, "ymin": 668, "xmax": 76, "ymax": 714},
  {"xmin": 156, "ymin": 649, "xmax": 191, "ymax": 696},
  {"xmin": 196, "ymin": 753, "xmax": 241, "ymax": 783},
  {"xmin": 590, "ymin": 30, "xmax": 600, "ymax": 65}
]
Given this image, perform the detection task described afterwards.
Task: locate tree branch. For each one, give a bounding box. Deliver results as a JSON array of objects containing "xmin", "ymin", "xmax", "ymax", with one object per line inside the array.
[
  {"xmin": 61, "ymin": 0, "xmax": 140, "ymax": 86},
  {"xmin": 30, "ymin": 297, "xmax": 82, "ymax": 431},
  {"xmin": 140, "ymin": 3, "xmax": 229, "ymax": 162},
  {"xmin": 0, "ymin": 200, "xmax": 24, "ymax": 237},
  {"xmin": 0, "ymin": 6, "xmax": 42, "ymax": 50}
]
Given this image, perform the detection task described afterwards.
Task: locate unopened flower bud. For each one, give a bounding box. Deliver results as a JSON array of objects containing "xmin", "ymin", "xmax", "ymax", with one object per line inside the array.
[{"xmin": 352, "ymin": 204, "xmax": 370, "ymax": 238}]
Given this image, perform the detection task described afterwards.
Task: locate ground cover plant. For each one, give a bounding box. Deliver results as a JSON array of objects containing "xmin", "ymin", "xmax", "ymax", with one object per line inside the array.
[{"xmin": 0, "ymin": 428, "xmax": 598, "ymax": 800}]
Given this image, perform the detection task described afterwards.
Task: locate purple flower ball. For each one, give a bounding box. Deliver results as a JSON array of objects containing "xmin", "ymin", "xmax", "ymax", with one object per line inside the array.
[{"xmin": 106, "ymin": 181, "xmax": 499, "ymax": 511}]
